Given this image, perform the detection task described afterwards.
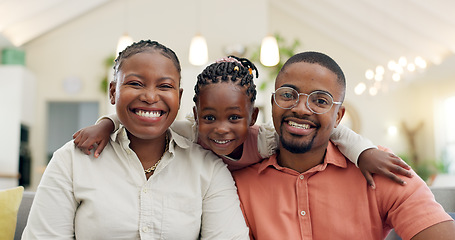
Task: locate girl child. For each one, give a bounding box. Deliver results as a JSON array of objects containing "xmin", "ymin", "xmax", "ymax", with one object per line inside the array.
[
  {"xmin": 73, "ymin": 56, "xmax": 412, "ymax": 188},
  {"xmin": 22, "ymin": 40, "xmax": 249, "ymax": 239}
]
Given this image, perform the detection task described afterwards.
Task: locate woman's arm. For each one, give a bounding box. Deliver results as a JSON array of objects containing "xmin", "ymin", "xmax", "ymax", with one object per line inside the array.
[
  {"xmin": 22, "ymin": 143, "xmax": 77, "ymax": 239},
  {"xmin": 200, "ymin": 159, "xmax": 250, "ymax": 239}
]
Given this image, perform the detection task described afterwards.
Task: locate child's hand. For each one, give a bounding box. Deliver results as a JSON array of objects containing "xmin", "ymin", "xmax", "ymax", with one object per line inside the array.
[
  {"xmin": 72, "ymin": 119, "xmax": 114, "ymax": 158},
  {"xmin": 358, "ymin": 148, "xmax": 413, "ymax": 189}
]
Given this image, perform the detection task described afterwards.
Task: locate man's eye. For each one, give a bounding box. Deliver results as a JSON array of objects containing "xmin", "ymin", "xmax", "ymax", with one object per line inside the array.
[
  {"xmin": 313, "ymin": 97, "xmax": 330, "ymax": 106},
  {"xmin": 281, "ymin": 92, "xmax": 295, "ymax": 100}
]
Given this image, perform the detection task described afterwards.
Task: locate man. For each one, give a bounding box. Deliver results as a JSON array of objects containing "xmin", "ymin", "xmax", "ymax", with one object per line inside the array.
[{"xmin": 232, "ymin": 51, "xmax": 455, "ymax": 239}]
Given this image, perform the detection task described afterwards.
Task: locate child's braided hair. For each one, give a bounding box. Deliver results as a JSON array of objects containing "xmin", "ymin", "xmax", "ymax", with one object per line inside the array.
[{"xmin": 193, "ymin": 55, "xmax": 258, "ymax": 103}]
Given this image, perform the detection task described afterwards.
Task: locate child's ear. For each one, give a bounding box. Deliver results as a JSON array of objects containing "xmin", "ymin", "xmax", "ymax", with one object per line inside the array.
[
  {"xmin": 250, "ymin": 107, "xmax": 259, "ymax": 126},
  {"xmin": 109, "ymin": 82, "xmax": 116, "ymax": 105},
  {"xmin": 192, "ymin": 106, "xmax": 198, "ymax": 122}
]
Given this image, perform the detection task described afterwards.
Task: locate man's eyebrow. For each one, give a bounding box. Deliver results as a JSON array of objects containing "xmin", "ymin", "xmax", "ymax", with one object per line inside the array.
[
  {"xmin": 279, "ymin": 83, "xmax": 335, "ymax": 98},
  {"xmin": 280, "ymin": 84, "xmax": 297, "ymax": 90}
]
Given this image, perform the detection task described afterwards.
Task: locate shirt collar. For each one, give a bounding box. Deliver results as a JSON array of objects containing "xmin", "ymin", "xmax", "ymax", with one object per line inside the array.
[
  {"xmin": 257, "ymin": 141, "xmax": 348, "ymax": 174},
  {"xmin": 111, "ymin": 125, "xmax": 191, "ymax": 151}
]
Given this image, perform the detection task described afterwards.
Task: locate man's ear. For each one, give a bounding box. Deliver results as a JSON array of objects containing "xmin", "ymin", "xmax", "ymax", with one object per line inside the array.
[
  {"xmin": 178, "ymin": 88, "xmax": 183, "ymax": 109},
  {"xmin": 250, "ymin": 107, "xmax": 259, "ymax": 126},
  {"xmin": 334, "ymin": 105, "xmax": 346, "ymax": 128},
  {"xmin": 109, "ymin": 82, "xmax": 116, "ymax": 105}
]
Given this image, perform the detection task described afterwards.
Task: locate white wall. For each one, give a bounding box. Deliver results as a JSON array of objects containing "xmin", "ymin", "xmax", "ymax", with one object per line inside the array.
[{"xmin": 23, "ymin": 0, "xmax": 268, "ymax": 189}]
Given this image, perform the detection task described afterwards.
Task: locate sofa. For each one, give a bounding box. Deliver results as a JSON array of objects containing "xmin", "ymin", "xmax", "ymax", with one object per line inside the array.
[
  {"xmin": 14, "ymin": 191, "xmax": 34, "ymax": 240},
  {"xmin": 14, "ymin": 187, "xmax": 455, "ymax": 239}
]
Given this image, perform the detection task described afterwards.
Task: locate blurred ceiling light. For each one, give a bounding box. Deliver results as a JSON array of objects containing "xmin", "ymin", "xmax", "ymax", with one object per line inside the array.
[
  {"xmin": 407, "ymin": 63, "xmax": 416, "ymax": 72},
  {"xmin": 365, "ymin": 69, "xmax": 374, "ymax": 80},
  {"xmin": 260, "ymin": 35, "xmax": 280, "ymax": 67},
  {"xmin": 354, "ymin": 82, "xmax": 366, "ymax": 95},
  {"xmin": 415, "ymin": 56, "xmax": 427, "ymax": 68},
  {"xmin": 369, "ymin": 87, "xmax": 378, "ymax": 96},
  {"xmin": 116, "ymin": 33, "xmax": 133, "ymax": 56},
  {"xmin": 189, "ymin": 34, "xmax": 208, "ymax": 66},
  {"xmin": 375, "ymin": 65, "xmax": 385, "ymax": 75},
  {"xmin": 392, "ymin": 73, "xmax": 401, "ymax": 82},
  {"xmin": 387, "ymin": 126, "xmax": 398, "ymax": 136},
  {"xmin": 398, "ymin": 56, "xmax": 407, "ymax": 66},
  {"xmin": 387, "ymin": 60, "xmax": 397, "ymax": 71}
]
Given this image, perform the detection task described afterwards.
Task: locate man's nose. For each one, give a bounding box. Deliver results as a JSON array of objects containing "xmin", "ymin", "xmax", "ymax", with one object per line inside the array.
[{"xmin": 292, "ymin": 95, "xmax": 313, "ymax": 115}]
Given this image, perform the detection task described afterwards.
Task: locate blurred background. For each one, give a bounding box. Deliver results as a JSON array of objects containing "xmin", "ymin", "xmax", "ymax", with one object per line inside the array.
[{"xmin": 1, "ymin": 0, "xmax": 454, "ymax": 190}]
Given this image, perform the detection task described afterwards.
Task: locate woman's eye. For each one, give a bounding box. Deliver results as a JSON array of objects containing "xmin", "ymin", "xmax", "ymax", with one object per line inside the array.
[
  {"xmin": 126, "ymin": 81, "xmax": 142, "ymax": 87},
  {"xmin": 159, "ymin": 84, "xmax": 174, "ymax": 89}
]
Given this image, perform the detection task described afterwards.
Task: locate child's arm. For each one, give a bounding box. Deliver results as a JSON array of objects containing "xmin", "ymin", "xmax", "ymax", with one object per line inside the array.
[
  {"xmin": 72, "ymin": 113, "xmax": 118, "ymax": 158},
  {"xmin": 331, "ymin": 125, "xmax": 412, "ymax": 189}
]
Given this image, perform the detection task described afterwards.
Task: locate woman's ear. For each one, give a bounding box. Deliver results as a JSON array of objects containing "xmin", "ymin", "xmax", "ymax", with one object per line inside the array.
[
  {"xmin": 250, "ymin": 107, "xmax": 259, "ymax": 126},
  {"xmin": 109, "ymin": 82, "xmax": 116, "ymax": 105}
]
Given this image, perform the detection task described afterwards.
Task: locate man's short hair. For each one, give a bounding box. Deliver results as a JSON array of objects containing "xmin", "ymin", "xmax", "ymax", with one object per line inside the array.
[{"xmin": 279, "ymin": 52, "xmax": 346, "ymax": 101}]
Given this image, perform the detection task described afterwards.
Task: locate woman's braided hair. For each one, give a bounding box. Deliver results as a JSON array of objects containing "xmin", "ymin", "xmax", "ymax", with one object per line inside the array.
[
  {"xmin": 193, "ymin": 55, "xmax": 258, "ymax": 103},
  {"xmin": 113, "ymin": 40, "xmax": 181, "ymax": 82}
]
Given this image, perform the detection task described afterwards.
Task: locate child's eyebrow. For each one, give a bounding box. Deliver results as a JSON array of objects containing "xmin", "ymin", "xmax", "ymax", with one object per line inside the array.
[{"xmin": 200, "ymin": 106, "xmax": 242, "ymax": 111}]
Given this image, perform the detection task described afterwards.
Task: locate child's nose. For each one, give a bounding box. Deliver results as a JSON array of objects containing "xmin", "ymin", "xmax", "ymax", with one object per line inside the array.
[{"xmin": 214, "ymin": 123, "xmax": 229, "ymax": 134}]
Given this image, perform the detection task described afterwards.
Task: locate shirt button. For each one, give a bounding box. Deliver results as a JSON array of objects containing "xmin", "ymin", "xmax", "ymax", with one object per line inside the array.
[
  {"xmin": 300, "ymin": 210, "xmax": 306, "ymax": 216},
  {"xmin": 143, "ymin": 188, "xmax": 147, "ymax": 193},
  {"xmin": 299, "ymin": 175, "xmax": 304, "ymax": 180},
  {"xmin": 142, "ymin": 226, "xmax": 149, "ymax": 232}
]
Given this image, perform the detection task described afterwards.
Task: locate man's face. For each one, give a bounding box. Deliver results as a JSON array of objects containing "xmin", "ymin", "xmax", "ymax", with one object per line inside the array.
[{"xmin": 271, "ymin": 62, "xmax": 345, "ymax": 154}]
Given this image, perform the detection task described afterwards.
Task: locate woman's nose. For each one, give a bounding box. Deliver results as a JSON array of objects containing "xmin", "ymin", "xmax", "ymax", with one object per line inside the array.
[{"xmin": 139, "ymin": 89, "xmax": 159, "ymax": 104}]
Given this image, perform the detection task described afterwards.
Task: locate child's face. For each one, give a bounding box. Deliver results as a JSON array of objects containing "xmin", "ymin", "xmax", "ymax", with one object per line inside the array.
[
  {"xmin": 109, "ymin": 51, "xmax": 182, "ymax": 141},
  {"xmin": 195, "ymin": 82, "xmax": 258, "ymax": 157}
]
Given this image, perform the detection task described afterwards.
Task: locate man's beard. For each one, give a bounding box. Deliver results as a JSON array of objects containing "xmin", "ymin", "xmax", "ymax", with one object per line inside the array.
[{"xmin": 279, "ymin": 132, "xmax": 316, "ymax": 154}]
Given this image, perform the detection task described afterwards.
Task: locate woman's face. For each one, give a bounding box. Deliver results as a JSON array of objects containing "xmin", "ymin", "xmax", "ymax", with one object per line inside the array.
[{"xmin": 109, "ymin": 51, "xmax": 182, "ymax": 141}]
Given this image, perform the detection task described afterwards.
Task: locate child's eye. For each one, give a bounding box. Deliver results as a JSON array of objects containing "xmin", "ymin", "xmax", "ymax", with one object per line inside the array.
[
  {"xmin": 202, "ymin": 115, "xmax": 215, "ymax": 121},
  {"xmin": 229, "ymin": 115, "xmax": 242, "ymax": 121}
]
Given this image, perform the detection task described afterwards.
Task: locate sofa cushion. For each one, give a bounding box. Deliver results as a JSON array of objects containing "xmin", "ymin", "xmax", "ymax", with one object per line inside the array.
[{"xmin": 0, "ymin": 186, "xmax": 24, "ymax": 240}]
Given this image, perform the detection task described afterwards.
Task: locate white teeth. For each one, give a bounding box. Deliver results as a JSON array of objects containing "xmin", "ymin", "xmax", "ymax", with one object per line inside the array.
[
  {"xmin": 288, "ymin": 121, "xmax": 310, "ymax": 129},
  {"xmin": 213, "ymin": 139, "xmax": 230, "ymax": 144},
  {"xmin": 136, "ymin": 110, "xmax": 161, "ymax": 118}
]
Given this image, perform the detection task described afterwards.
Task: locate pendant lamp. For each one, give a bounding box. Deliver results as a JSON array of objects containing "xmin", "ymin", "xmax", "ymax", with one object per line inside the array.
[
  {"xmin": 189, "ymin": 33, "xmax": 208, "ymax": 66},
  {"xmin": 260, "ymin": 34, "xmax": 280, "ymax": 67}
]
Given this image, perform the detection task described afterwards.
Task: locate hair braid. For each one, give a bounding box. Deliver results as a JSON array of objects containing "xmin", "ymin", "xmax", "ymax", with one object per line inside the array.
[{"xmin": 193, "ymin": 56, "xmax": 258, "ymax": 103}]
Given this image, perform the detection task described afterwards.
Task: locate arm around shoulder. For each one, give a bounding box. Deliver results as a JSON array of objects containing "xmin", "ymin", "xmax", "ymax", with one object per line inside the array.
[{"xmin": 411, "ymin": 220, "xmax": 455, "ymax": 240}]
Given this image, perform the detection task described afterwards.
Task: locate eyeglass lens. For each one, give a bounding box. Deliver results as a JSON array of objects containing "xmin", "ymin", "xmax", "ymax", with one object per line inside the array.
[{"xmin": 274, "ymin": 87, "xmax": 334, "ymax": 113}]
